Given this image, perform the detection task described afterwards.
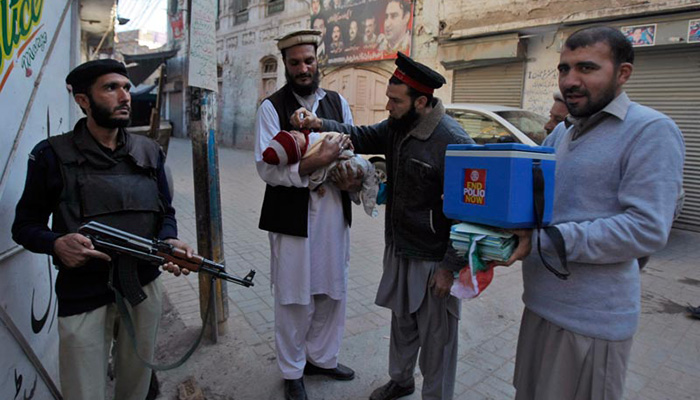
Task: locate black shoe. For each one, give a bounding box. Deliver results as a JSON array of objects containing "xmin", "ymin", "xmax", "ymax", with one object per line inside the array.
[
  {"xmin": 687, "ymin": 305, "xmax": 700, "ymax": 319},
  {"xmin": 284, "ymin": 378, "xmax": 308, "ymax": 400},
  {"xmin": 369, "ymin": 379, "xmax": 415, "ymax": 400},
  {"xmin": 145, "ymin": 371, "xmax": 159, "ymax": 400},
  {"xmin": 304, "ymin": 362, "xmax": 355, "ymax": 381}
]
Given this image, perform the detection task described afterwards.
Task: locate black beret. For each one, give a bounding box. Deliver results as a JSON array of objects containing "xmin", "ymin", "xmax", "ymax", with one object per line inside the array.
[
  {"xmin": 65, "ymin": 59, "xmax": 129, "ymax": 94},
  {"xmin": 393, "ymin": 52, "xmax": 445, "ymax": 94}
]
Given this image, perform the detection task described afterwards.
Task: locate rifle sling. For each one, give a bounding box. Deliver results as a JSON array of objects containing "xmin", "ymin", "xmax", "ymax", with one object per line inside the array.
[{"xmin": 112, "ymin": 273, "xmax": 215, "ymax": 371}]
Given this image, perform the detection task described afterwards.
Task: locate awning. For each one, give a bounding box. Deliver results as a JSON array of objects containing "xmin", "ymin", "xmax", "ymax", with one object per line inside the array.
[
  {"xmin": 439, "ymin": 33, "xmax": 523, "ymax": 70},
  {"xmin": 122, "ymin": 48, "xmax": 180, "ymax": 86},
  {"xmin": 130, "ymin": 84, "xmax": 157, "ymax": 97}
]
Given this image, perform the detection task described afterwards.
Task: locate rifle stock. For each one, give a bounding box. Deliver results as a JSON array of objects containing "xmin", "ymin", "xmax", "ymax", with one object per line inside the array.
[{"xmin": 78, "ymin": 221, "xmax": 255, "ymax": 288}]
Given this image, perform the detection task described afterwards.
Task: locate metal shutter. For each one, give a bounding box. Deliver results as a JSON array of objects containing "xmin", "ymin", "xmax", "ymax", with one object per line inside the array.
[
  {"xmin": 625, "ymin": 48, "xmax": 700, "ymax": 231},
  {"xmin": 452, "ymin": 62, "xmax": 524, "ymax": 107}
]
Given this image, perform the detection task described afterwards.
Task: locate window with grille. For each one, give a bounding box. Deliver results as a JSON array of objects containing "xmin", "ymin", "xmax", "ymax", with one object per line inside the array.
[
  {"xmin": 233, "ymin": 0, "xmax": 248, "ymax": 24},
  {"xmin": 263, "ymin": 59, "xmax": 277, "ymax": 75},
  {"xmin": 261, "ymin": 57, "xmax": 278, "ymax": 101},
  {"xmin": 267, "ymin": 0, "xmax": 284, "ymax": 15}
]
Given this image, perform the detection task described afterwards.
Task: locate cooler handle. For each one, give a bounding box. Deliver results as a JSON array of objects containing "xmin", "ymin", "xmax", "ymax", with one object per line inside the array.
[{"xmin": 533, "ymin": 162, "xmax": 570, "ymax": 280}]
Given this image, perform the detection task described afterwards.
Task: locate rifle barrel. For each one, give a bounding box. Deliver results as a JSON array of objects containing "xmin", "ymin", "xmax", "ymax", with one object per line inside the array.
[
  {"xmin": 90, "ymin": 238, "xmax": 165, "ymax": 264},
  {"xmin": 79, "ymin": 221, "xmax": 255, "ymax": 288}
]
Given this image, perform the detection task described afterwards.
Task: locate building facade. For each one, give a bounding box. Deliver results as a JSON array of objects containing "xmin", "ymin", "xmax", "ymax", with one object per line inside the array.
[
  {"xmin": 216, "ymin": 0, "xmax": 700, "ymax": 230},
  {"xmin": 439, "ymin": 0, "xmax": 700, "ymax": 230},
  {"xmin": 215, "ymin": 0, "xmax": 444, "ymax": 148},
  {"xmin": 216, "ymin": 0, "xmax": 308, "ymax": 148}
]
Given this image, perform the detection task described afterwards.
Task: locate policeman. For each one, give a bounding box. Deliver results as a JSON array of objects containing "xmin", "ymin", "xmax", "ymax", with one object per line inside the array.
[{"xmin": 12, "ymin": 59, "xmax": 193, "ymax": 400}]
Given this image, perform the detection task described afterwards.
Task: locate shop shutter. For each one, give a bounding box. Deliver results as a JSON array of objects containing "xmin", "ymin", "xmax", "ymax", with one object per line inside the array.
[
  {"xmin": 452, "ymin": 62, "xmax": 524, "ymax": 107},
  {"xmin": 625, "ymin": 48, "xmax": 700, "ymax": 231}
]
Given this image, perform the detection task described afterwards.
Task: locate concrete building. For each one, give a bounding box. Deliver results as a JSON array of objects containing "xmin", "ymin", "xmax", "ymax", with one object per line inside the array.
[
  {"xmin": 438, "ymin": 0, "xmax": 700, "ymax": 231},
  {"xmin": 215, "ymin": 0, "xmax": 443, "ymax": 148},
  {"xmin": 215, "ymin": 0, "xmax": 700, "ymax": 231},
  {"xmin": 216, "ymin": 0, "xmax": 310, "ymax": 148},
  {"xmin": 116, "ymin": 29, "xmax": 168, "ymax": 55}
]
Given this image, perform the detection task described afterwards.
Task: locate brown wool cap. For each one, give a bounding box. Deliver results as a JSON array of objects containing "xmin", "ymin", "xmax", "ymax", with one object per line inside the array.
[{"xmin": 276, "ymin": 29, "xmax": 322, "ymax": 51}]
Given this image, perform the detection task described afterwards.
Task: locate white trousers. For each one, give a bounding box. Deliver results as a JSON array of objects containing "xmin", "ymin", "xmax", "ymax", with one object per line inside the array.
[
  {"xmin": 274, "ymin": 293, "xmax": 347, "ymax": 379},
  {"xmin": 58, "ymin": 278, "xmax": 163, "ymax": 400}
]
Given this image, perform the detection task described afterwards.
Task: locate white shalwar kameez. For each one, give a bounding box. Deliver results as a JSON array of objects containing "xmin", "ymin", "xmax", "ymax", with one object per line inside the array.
[{"xmin": 254, "ymin": 88, "xmax": 354, "ymax": 379}]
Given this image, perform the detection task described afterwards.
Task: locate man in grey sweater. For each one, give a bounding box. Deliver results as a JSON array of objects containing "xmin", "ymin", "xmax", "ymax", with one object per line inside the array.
[{"xmin": 500, "ymin": 26, "xmax": 685, "ymax": 400}]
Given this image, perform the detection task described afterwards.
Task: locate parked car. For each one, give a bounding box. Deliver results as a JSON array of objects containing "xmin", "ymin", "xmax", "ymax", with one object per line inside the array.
[
  {"xmin": 445, "ymin": 103, "xmax": 548, "ymax": 146},
  {"xmin": 362, "ymin": 104, "xmax": 548, "ymax": 183}
]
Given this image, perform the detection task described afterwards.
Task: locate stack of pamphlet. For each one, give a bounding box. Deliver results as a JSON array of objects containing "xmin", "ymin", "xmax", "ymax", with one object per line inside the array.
[
  {"xmin": 450, "ymin": 223, "xmax": 516, "ymax": 264},
  {"xmin": 449, "ymin": 223, "xmax": 516, "ymax": 299}
]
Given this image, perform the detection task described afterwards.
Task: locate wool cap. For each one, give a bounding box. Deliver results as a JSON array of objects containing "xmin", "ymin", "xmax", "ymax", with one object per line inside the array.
[
  {"xmin": 66, "ymin": 59, "xmax": 129, "ymax": 94},
  {"xmin": 276, "ymin": 30, "xmax": 322, "ymax": 51},
  {"xmin": 392, "ymin": 52, "xmax": 445, "ymax": 95}
]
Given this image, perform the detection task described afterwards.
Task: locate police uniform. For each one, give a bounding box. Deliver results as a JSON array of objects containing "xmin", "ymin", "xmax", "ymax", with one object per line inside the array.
[{"xmin": 12, "ymin": 60, "xmax": 177, "ymax": 400}]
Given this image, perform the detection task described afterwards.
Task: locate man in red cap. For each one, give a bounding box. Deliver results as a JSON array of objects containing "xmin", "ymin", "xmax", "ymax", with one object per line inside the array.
[
  {"xmin": 293, "ymin": 52, "xmax": 473, "ymax": 400},
  {"xmin": 12, "ymin": 59, "xmax": 194, "ymax": 400}
]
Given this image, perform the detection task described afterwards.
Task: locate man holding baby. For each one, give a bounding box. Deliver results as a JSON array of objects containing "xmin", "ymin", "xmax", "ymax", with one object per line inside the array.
[{"xmin": 253, "ymin": 29, "xmax": 356, "ymax": 400}]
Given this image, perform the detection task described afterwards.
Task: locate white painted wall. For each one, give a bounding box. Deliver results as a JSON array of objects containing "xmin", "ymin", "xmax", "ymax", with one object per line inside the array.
[
  {"xmin": 217, "ymin": 1, "xmax": 310, "ymax": 148},
  {"xmin": 522, "ymin": 31, "xmax": 562, "ymax": 117},
  {"xmin": 0, "ymin": 0, "xmax": 79, "ymax": 397}
]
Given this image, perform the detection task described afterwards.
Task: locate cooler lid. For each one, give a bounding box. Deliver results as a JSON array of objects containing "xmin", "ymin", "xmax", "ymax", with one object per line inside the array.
[{"xmin": 447, "ymin": 143, "xmax": 555, "ymax": 154}]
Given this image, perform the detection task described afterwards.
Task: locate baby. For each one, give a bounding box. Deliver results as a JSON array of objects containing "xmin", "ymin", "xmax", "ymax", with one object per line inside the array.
[{"xmin": 263, "ymin": 130, "xmax": 379, "ymax": 217}]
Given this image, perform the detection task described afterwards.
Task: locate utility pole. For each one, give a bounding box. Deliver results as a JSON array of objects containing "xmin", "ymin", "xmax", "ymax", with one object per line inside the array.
[{"xmin": 186, "ymin": 0, "xmax": 228, "ymax": 342}]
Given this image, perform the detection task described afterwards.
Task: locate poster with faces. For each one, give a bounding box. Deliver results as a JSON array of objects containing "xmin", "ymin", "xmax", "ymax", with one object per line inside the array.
[
  {"xmin": 311, "ymin": 0, "xmax": 414, "ymax": 66},
  {"xmin": 621, "ymin": 24, "xmax": 656, "ymax": 47}
]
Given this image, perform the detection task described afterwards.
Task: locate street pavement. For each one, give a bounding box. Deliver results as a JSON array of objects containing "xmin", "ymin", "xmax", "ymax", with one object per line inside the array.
[{"xmin": 153, "ymin": 138, "xmax": 700, "ymax": 400}]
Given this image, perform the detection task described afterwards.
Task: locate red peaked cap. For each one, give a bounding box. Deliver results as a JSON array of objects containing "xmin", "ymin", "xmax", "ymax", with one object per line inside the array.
[{"xmin": 392, "ymin": 52, "xmax": 445, "ymax": 95}]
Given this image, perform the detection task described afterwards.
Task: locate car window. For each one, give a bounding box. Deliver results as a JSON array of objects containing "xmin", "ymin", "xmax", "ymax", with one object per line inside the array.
[
  {"xmin": 446, "ymin": 110, "xmax": 517, "ymax": 145},
  {"xmin": 494, "ymin": 111, "xmax": 548, "ymax": 145}
]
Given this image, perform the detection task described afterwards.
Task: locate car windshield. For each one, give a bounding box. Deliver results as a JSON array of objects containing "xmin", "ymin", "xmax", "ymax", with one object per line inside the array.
[
  {"xmin": 446, "ymin": 110, "xmax": 518, "ymax": 145},
  {"xmin": 494, "ymin": 111, "xmax": 548, "ymax": 145}
]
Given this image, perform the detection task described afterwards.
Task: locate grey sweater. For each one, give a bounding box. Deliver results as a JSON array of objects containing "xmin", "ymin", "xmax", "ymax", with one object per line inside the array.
[{"xmin": 522, "ymin": 93, "xmax": 685, "ymax": 341}]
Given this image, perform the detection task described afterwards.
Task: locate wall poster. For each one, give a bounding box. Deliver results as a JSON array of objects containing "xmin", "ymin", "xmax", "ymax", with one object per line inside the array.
[{"xmin": 311, "ymin": 0, "xmax": 414, "ymax": 66}]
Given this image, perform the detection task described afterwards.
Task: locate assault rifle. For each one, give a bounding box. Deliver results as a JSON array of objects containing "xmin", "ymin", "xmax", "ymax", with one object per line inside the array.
[{"xmin": 78, "ymin": 221, "xmax": 255, "ymax": 288}]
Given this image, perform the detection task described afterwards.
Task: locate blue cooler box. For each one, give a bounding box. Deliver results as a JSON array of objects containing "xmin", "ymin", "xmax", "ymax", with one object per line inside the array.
[{"xmin": 443, "ymin": 143, "xmax": 556, "ymax": 228}]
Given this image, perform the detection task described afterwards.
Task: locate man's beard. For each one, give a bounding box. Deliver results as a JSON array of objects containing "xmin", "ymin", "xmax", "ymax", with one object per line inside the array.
[
  {"xmin": 286, "ymin": 68, "xmax": 320, "ymax": 97},
  {"xmin": 89, "ymin": 96, "xmax": 131, "ymax": 128},
  {"xmin": 564, "ymin": 79, "xmax": 618, "ymax": 118},
  {"xmin": 388, "ymin": 104, "xmax": 420, "ymax": 132}
]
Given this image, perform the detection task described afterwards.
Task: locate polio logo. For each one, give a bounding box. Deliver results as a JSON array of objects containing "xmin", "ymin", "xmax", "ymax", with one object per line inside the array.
[
  {"xmin": 463, "ymin": 168, "xmax": 486, "ymax": 205},
  {"xmin": 470, "ymin": 170, "xmax": 480, "ymax": 182}
]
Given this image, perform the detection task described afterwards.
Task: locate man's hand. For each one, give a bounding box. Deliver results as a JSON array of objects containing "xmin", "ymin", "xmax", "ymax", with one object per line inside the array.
[
  {"xmin": 160, "ymin": 238, "xmax": 195, "ymax": 277},
  {"xmin": 291, "ymin": 107, "xmax": 322, "ymax": 130},
  {"xmin": 53, "ymin": 233, "xmax": 111, "ymax": 268},
  {"xmin": 299, "ymin": 134, "xmax": 352, "ymax": 176},
  {"xmin": 429, "ymin": 268, "xmax": 454, "ymax": 298},
  {"xmin": 330, "ymin": 162, "xmax": 364, "ymax": 192},
  {"xmin": 489, "ymin": 229, "xmax": 533, "ymax": 267}
]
